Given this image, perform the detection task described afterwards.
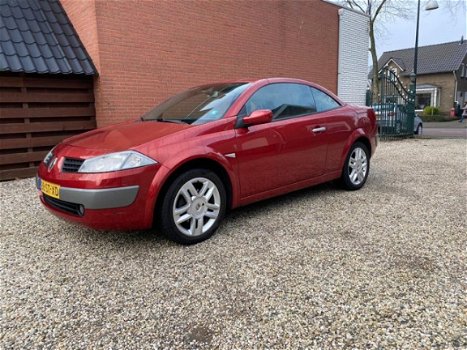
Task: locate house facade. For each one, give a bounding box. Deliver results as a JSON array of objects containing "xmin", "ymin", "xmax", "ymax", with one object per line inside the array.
[
  {"xmin": 1, "ymin": 0, "xmax": 369, "ymax": 180},
  {"xmin": 377, "ymin": 41, "xmax": 467, "ymax": 114}
]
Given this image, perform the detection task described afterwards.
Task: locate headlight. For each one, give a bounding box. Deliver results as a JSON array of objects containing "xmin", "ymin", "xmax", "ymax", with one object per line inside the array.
[
  {"xmin": 78, "ymin": 151, "xmax": 157, "ymax": 173},
  {"xmin": 43, "ymin": 147, "xmax": 55, "ymax": 165}
]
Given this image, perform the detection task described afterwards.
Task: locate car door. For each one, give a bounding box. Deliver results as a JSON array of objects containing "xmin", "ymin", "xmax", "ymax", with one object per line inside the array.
[
  {"xmin": 234, "ymin": 83, "xmax": 328, "ymax": 198},
  {"xmin": 309, "ymin": 86, "xmax": 353, "ymax": 173}
]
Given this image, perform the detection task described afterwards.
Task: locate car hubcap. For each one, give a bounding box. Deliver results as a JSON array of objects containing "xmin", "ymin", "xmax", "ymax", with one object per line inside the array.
[
  {"xmin": 173, "ymin": 177, "xmax": 221, "ymax": 237},
  {"xmin": 348, "ymin": 147, "xmax": 368, "ymax": 186}
]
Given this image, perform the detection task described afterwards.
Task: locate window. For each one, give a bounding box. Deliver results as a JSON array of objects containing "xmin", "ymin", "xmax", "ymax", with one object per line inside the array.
[
  {"xmin": 141, "ymin": 83, "xmax": 251, "ymax": 125},
  {"xmin": 310, "ymin": 87, "xmax": 340, "ymax": 112},
  {"xmin": 240, "ymin": 83, "xmax": 316, "ymax": 120},
  {"xmin": 416, "ymin": 93, "xmax": 431, "ymax": 110}
]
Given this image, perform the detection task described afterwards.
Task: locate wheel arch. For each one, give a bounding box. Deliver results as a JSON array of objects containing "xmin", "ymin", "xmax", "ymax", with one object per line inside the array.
[
  {"xmin": 338, "ymin": 130, "xmax": 373, "ymax": 172},
  {"xmin": 153, "ymin": 157, "xmax": 234, "ymax": 227},
  {"xmin": 354, "ymin": 136, "xmax": 371, "ymax": 156}
]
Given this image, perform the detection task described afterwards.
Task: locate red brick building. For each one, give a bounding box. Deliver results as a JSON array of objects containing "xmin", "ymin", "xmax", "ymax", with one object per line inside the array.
[
  {"xmin": 61, "ymin": 0, "xmax": 346, "ymax": 127},
  {"xmin": 1, "ymin": 0, "xmax": 369, "ymax": 180}
]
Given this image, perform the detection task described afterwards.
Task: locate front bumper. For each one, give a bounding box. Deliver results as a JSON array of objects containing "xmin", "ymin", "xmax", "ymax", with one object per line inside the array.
[
  {"xmin": 36, "ymin": 155, "xmax": 164, "ymax": 230},
  {"xmin": 36, "ymin": 176, "xmax": 139, "ymax": 210}
]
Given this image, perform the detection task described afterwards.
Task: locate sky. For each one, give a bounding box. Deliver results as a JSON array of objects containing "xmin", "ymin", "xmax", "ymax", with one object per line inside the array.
[{"xmin": 375, "ymin": 0, "xmax": 467, "ymax": 58}]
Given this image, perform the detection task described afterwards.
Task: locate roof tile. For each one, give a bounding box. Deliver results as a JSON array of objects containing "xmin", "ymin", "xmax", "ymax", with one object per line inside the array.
[
  {"xmin": 5, "ymin": 53, "xmax": 23, "ymax": 71},
  {"xmin": 1, "ymin": 39, "xmax": 16, "ymax": 55},
  {"xmin": 0, "ymin": 27, "xmax": 9, "ymax": 41},
  {"xmin": 49, "ymin": 43, "xmax": 64, "ymax": 58},
  {"xmin": 22, "ymin": 7, "xmax": 36, "ymax": 20},
  {"xmin": 32, "ymin": 54, "xmax": 48, "ymax": 72},
  {"xmin": 3, "ymin": 15, "xmax": 17, "ymax": 30},
  {"xmin": 11, "ymin": 4, "xmax": 25, "ymax": 19},
  {"xmin": 54, "ymin": 56, "xmax": 71, "ymax": 72},
  {"xmin": 19, "ymin": 29, "xmax": 34, "ymax": 44},
  {"xmin": 7, "ymin": 28, "xmax": 22, "ymax": 43},
  {"xmin": 0, "ymin": 3, "xmax": 12, "ymax": 17},
  {"xmin": 0, "ymin": 52, "xmax": 8, "ymax": 68},
  {"xmin": 24, "ymin": 41, "xmax": 40, "ymax": 57},
  {"xmin": 43, "ymin": 55, "xmax": 61, "ymax": 72},
  {"xmin": 17, "ymin": 18, "xmax": 30, "ymax": 32},
  {"xmin": 13, "ymin": 40, "xmax": 28, "ymax": 56},
  {"xmin": 31, "ymin": 30, "xmax": 46, "ymax": 45},
  {"xmin": 0, "ymin": 0, "xmax": 96, "ymax": 75},
  {"xmin": 36, "ymin": 42, "xmax": 52, "ymax": 58}
]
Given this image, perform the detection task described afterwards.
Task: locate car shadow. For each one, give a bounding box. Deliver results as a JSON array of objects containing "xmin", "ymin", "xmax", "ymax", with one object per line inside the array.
[
  {"xmin": 225, "ymin": 181, "xmax": 339, "ymax": 220},
  {"xmin": 72, "ymin": 180, "xmax": 340, "ymax": 248}
]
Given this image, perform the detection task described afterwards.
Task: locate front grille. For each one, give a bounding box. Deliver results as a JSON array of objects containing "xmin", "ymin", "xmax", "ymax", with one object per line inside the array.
[
  {"xmin": 43, "ymin": 194, "xmax": 83, "ymax": 216},
  {"xmin": 62, "ymin": 157, "xmax": 84, "ymax": 173}
]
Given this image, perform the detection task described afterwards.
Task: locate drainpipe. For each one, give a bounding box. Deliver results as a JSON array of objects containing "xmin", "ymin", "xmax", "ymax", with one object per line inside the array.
[{"xmin": 453, "ymin": 70, "xmax": 458, "ymax": 108}]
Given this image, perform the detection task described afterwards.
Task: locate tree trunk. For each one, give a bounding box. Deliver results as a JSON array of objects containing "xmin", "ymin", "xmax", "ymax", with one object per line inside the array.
[{"xmin": 369, "ymin": 20, "xmax": 379, "ymax": 103}]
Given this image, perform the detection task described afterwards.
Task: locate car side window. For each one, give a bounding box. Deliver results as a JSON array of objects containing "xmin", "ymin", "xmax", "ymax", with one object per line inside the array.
[
  {"xmin": 239, "ymin": 83, "xmax": 316, "ymax": 120},
  {"xmin": 310, "ymin": 87, "xmax": 340, "ymax": 112}
]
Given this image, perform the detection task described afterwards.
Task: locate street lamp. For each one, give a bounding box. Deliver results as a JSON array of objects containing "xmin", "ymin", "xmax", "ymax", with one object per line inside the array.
[{"xmin": 412, "ymin": 0, "xmax": 439, "ymax": 106}]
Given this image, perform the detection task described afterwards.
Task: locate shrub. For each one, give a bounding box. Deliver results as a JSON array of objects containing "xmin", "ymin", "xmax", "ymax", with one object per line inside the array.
[
  {"xmin": 423, "ymin": 106, "xmax": 440, "ymax": 116},
  {"xmin": 419, "ymin": 114, "xmax": 451, "ymax": 122}
]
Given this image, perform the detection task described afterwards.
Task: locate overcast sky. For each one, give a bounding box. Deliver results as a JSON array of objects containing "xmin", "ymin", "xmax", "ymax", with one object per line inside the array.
[{"xmin": 375, "ymin": 0, "xmax": 467, "ymax": 57}]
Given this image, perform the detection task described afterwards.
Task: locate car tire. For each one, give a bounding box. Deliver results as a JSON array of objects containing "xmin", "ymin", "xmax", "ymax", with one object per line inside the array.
[
  {"xmin": 158, "ymin": 168, "xmax": 226, "ymax": 245},
  {"xmin": 340, "ymin": 142, "xmax": 370, "ymax": 191},
  {"xmin": 415, "ymin": 124, "xmax": 422, "ymax": 135}
]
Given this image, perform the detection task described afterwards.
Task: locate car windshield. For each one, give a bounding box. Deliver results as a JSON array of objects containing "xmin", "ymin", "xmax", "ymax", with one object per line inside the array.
[{"xmin": 141, "ymin": 83, "xmax": 251, "ymax": 125}]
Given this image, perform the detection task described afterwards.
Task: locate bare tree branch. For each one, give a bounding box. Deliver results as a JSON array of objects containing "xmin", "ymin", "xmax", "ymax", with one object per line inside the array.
[{"xmin": 373, "ymin": 0, "xmax": 388, "ymax": 21}]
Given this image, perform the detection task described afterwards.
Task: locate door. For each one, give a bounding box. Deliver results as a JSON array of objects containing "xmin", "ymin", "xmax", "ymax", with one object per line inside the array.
[
  {"xmin": 234, "ymin": 83, "xmax": 328, "ymax": 198},
  {"xmin": 309, "ymin": 86, "xmax": 352, "ymax": 173}
]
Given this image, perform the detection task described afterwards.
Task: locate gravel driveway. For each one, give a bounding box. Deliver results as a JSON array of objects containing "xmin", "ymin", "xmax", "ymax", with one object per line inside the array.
[{"xmin": 1, "ymin": 139, "xmax": 466, "ymax": 349}]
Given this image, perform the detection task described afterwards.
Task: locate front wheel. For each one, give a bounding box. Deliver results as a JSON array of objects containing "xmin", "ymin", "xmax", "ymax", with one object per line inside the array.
[
  {"xmin": 340, "ymin": 142, "xmax": 370, "ymax": 191},
  {"xmin": 158, "ymin": 169, "xmax": 226, "ymax": 244}
]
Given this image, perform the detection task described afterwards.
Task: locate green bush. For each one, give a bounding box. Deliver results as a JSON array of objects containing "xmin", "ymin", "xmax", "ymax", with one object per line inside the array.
[
  {"xmin": 419, "ymin": 114, "xmax": 452, "ymax": 122},
  {"xmin": 423, "ymin": 106, "xmax": 440, "ymax": 116}
]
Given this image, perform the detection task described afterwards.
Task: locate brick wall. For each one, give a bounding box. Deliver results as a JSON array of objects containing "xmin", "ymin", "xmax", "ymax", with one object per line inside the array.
[
  {"xmin": 416, "ymin": 73, "xmax": 455, "ymax": 113},
  {"xmin": 60, "ymin": 0, "xmax": 100, "ymax": 71},
  {"xmin": 399, "ymin": 73, "xmax": 456, "ymax": 114},
  {"xmin": 61, "ymin": 0, "xmax": 339, "ymax": 127}
]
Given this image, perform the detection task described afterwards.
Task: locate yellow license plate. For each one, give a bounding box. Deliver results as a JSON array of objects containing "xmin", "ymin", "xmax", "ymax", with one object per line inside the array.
[{"xmin": 41, "ymin": 180, "xmax": 60, "ymax": 199}]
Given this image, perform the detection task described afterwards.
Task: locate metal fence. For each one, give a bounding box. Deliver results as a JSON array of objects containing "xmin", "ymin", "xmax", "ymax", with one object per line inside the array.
[{"xmin": 368, "ymin": 68, "xmax": 415, "ymax": 139}]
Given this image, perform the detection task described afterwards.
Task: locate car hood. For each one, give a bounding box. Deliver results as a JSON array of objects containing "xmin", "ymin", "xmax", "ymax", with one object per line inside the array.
[{"xmin": 63, "ymin": 120, "xmax": 191, "ymax": 152}]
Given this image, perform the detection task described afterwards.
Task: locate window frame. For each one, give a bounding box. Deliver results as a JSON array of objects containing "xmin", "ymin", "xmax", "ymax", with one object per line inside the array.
[
  {"xmin": 309, "ymin": 86, "xmax": 342, "ymax": 113},
  {"xmin": 236, "ymin": 82, "xmax": 342, "ymax": 126}
]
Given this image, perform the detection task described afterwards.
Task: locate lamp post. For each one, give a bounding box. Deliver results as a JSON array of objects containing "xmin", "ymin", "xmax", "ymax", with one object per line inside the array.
[{"xmin": 411, "ymin": 0, "xmax": 439, "ymax": 109}]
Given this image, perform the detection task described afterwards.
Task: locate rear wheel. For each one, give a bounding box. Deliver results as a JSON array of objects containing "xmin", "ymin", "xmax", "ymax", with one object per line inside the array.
[
  {"xmin": 340, "ymin": 142, "xmax": 370, "ymax": 190},
  {"xmin": 158, "ymin": 169, "xmax": 226, "ymax": 244},
  {"xmin": 415, "ymin": 124, "xmax": 423, "ymax": 135}
]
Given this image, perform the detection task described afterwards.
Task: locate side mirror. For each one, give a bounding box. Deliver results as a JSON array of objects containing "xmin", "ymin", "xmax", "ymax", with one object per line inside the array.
[{"xmin": 242, "ymin": 109, "xmax": 273, "ymax": 127}]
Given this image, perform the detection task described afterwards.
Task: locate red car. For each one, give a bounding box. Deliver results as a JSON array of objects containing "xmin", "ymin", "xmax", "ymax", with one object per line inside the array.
[{"xmin": 37, "ymin": 78, "xmax": 377, "ymax": 244}]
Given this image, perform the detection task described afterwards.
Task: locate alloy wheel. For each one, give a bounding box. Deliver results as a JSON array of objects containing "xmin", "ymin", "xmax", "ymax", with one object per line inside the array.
[
  {"xmin": 348, "ymin": 147, "xmax": 368, "ymax": 186},
  {"xmin": 172, "ymin": 177, "xmax": 221, "ymax": 237}
]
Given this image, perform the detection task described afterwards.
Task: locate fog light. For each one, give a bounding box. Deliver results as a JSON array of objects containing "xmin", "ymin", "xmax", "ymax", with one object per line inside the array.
[{"xmin": 78, "ymin": 205, "xmax": 85, "ymax": 216}]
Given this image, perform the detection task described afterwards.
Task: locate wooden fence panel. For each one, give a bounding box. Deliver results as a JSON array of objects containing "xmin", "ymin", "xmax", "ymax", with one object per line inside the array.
[{"xmin": 0, "ymin": 72, "xmax": 96, "ymax": 181}]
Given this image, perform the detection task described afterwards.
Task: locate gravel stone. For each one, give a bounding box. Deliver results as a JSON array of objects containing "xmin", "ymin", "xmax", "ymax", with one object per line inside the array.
[{"xmin": 1, "ymin": 138, "xmax": 466, "ymax": 349}]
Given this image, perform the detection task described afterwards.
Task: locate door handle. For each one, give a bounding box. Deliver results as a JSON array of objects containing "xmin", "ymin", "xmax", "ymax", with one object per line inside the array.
[{"xmin": 312, "ymin": 126, "xmax": 326, "ymax": 133}]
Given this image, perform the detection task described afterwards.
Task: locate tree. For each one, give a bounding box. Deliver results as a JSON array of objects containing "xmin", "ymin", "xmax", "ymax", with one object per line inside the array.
[{"xmin": 341, "ymin": 0, "xmax": 413, "ymax": 102}]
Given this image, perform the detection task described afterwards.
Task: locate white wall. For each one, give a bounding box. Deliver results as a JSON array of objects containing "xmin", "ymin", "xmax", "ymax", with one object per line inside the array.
[{"xmin": 337, "ymin": 8, "xmax": 369, "ymax": 105}]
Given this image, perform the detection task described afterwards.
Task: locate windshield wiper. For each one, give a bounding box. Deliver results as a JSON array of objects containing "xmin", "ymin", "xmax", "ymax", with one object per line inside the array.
[{"xmin": 155, "ymin": 117, "xmax": 187, "ymax": 124}]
